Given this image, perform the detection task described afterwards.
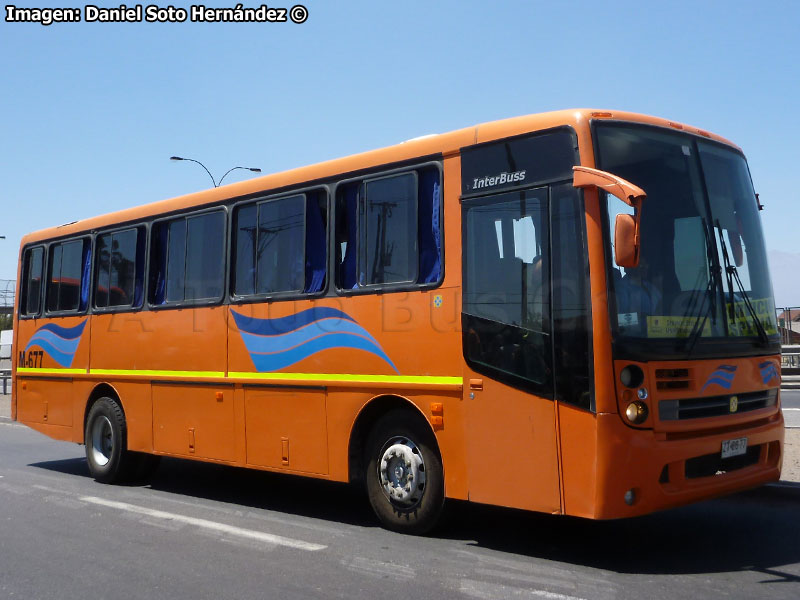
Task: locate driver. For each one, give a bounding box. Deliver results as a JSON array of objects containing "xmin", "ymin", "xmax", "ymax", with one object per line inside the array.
[{"xmin": 617, "ymin": 255, "xmax": 661, "ymax": 317}]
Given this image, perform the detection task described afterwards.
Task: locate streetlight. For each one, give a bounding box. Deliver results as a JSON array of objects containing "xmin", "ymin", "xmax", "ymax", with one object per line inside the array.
[{"xmin": 170, "ymin": 156, "xmax": 262, "ymax": 187}]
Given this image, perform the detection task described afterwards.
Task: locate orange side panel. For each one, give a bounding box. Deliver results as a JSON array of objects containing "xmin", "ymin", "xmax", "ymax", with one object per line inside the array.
[
  {"xmin": 23, "ymin": 421, "xmax": 73, "ymax": 442},
  {"xmin": 115, "ymin": 381, "xmax": 153, "ymax": 452},
  {"xmin": 152, "ymin": 384, "xmax": 236, "ymax": 462},
  {"xmin": 91, "ymin": 309, "xmax": 227, "ymax": 373},
  {"xmin": 16, "ymin": 377, "xmax": 72, "ymax": 427},
  {"xmin": 245, "ymin": 387, "xmax": 329, "ymax": 475}
]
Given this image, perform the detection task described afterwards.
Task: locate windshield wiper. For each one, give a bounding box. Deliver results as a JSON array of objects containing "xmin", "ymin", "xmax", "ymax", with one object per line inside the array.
[
  {"xmin": 714, "ymin": 219, "xmax": 769, "ymax": 345},
  {"xmin": 683, "ymin": 218, "xmax": 719, "ymax": 356},
  {"xmin": 683, "ymin": 276, "xmax": 714, "ymax": 356}
]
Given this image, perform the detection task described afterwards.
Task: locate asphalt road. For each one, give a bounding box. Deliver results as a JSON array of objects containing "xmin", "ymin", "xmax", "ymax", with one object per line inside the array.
[{"xmin": 1, "ymin": 418, "xmax": 799, "ymax": 599}]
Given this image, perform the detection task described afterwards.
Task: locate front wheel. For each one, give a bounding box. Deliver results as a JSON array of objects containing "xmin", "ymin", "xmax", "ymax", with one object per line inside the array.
[
  {"xmin": 85, "ymin": 397, "xmax": 134, "ymax": 483},
  {"xmin": 365, "ymin": 410, "xmax": 444, "ymax": 534}
]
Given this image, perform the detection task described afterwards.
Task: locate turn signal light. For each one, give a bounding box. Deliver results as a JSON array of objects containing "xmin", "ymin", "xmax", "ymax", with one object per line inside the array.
[{"xmin": 625, "ymin": 401, "xmax": 649, "ymax": 425}]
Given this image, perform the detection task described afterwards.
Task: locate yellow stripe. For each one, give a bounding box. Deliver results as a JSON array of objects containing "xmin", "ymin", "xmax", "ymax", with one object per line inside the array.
[
  {"xmin": 90, "ymin": 369, "xmax": 225, "ymax": 378},
  {"xmin": 18, "ymin": 367, "xmax": 462, "ymax": 386},
  {"xmin": 17, "ymin": 367, "xmax": 86, "ymax": 375},
  {"xmin": 228, "ymin": 372, "xmax": 463, "ymax": 385}
]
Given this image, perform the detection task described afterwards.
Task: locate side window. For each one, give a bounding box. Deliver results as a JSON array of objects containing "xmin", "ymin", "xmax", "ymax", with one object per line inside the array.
[
  {"xmin": 363, "ymin": 173, "xmax": 417, "ymax": 285},
  {"xmin": 149, "ymin": 211, "xmax": 225, "ymax": 305},
  {"xmin": 335, "ymin": 165, "xmax": 441, "ymax": 290},
  {"xmin": 231, "ymin": 191, "xmax": 327, "ymax": 297},
  {"xmin": 464, "ymin": 189, "xmax": 549, "ymax": 332},
  {"xmin": 462, "ymin": 188, "xmax": 551, "ymax": 392},
  {"xmin": 95, "ymin": 228, "xmax": 145, "ymax": 309},
  {"xmin": 46, "ymin": 239, "xmax": 90, "ymax": 313},
  {"xmin": 20, "ymin": 246, "xmax": 44, "ymax": 316}
]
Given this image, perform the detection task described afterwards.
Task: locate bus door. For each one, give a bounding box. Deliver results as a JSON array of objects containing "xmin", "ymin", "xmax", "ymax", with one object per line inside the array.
[
  {"xmin": 461, "ymin": 182, "xmax": 593, "ymax": 513},
  {"xmin": 461, "ymin": 186, "xmax": 560, "ymax": 512}
]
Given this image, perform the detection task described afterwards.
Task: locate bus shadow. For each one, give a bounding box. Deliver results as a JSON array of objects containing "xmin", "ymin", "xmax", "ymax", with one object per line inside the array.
[
  {"xmin": 145, "ymin": 457, "xmax": 374, "ymax": 528},
  {"xmin": 30, "ymin": 454, "xmax": 373, "ymax": 529},
  {"xmin": 31, "ymin": 455, "xmax": 800, "ymax": 579},
  {"xmin": 442, "ymin": 486, "xmax": 800, "ymax": 579},
  {"xmin": 29, "ymin": 456, "xmax": 89, "ymax": 477}
]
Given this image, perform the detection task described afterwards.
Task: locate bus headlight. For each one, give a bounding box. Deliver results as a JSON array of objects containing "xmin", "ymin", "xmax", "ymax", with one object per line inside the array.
[{"xmin": 625, "ymin": 401, "xmax": 649, "ymax": 424}]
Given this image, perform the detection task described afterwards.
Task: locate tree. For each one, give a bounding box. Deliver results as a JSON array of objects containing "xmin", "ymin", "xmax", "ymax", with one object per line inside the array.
[{"xmin": 0, "ymin": 314, "xmax": 12, "ymax": 331}]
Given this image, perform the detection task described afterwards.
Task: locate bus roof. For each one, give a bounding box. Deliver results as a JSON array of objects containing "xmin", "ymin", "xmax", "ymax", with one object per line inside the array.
[{"xmin": 21, "ymin": 109, "xmax": 738, "ymax": 246}]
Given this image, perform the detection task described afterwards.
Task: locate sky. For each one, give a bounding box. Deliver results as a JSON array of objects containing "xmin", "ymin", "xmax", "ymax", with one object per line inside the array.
[{"xmin": 1, "ymin": 0, "xmax": 799, "ymax": 306}]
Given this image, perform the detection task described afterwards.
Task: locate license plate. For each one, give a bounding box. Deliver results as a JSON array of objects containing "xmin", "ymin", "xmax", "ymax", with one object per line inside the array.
[{"xmin": 721, "ymin": 437, "xmax": 747, "ymax": 459}]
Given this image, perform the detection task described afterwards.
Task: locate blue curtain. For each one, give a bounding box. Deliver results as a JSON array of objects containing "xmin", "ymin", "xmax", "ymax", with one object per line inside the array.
[
  {"xmin": 418, "ymin": 168, "xmax": 442, "ymax": 283},
  {"xmin": 340, "ymin": 184, "xmax": 358, "ymax": 289},
  {"xmin": 133, "ymin": 228, "xmax": 145, "ymax": 307},
  {"xmin": 304, "ymin": 194, "xmax": 327, "ymax": 293},
  {"xmin": 79, "ymin": 241, "xmax": 91, "ymax": 311},
  {"xmin": 153, "ymin": 224, "xmax": 168, "ymax": 304}
]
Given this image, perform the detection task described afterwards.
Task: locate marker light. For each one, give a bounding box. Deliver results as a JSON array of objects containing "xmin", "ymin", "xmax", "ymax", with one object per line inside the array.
[
  {"xmin": 637, "ymin": 387, "xmax": 649, "ymax": 400},
  {"xmin": 625, "ymin": 401, "xmax": 649, "ymax": 425}
]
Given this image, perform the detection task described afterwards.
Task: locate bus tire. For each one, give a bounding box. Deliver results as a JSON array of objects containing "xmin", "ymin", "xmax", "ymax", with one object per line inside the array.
[
  {"xmin": 85, "ymin": 397, "xmax": 133, "ymax": 484},
  {"xmin": 365, "ymin": 410, "xmax": 444, "ymax": 535}
]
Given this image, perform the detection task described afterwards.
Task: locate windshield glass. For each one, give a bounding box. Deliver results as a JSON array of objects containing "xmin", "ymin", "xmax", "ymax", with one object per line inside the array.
[{"xmin": 595, "ymin": 123, "xmax": 779, "ymax": 355}]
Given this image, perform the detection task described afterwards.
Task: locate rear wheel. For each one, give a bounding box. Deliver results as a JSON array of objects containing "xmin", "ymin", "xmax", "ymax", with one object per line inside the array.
[
  {"xmin": 365, "ymin": 410, "xmax": 444, "ymax": 534},
  {"xmin": 85, "ymin": 397, "xmax": 134, "ymax": 483}
]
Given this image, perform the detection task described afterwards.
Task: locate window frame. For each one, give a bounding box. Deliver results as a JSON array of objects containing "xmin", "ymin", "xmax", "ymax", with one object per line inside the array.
[
  {"xmin": 147, "ymin": 206, "xmax": 228, "ymax": 310},
  {"xmin": 228, "ymin": 185, "xmax": 330, "ymax": 305},
  {"xmin": 332, "ymin": 161, "xmax": 444, "ymax": 296},
  {"xmin": 43, "ymin": 235, "xmax": 93, "ymax": 318},
  {"xmin": 18, "ymin": 244, "xmax": 46, "ymax": 319},
  {"xmin": 92, "ymin": 225, "xmax": 146, "ymax": 313}
]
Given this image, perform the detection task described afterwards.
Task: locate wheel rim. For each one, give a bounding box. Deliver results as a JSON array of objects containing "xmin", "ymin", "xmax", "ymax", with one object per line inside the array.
[
  {"xmin": 90, "ymin": 416, "xmax": 114, "ymax": 467},
  {"xmin": 377, "ymin": 436, "xmax": 426, "ymax": 508}
]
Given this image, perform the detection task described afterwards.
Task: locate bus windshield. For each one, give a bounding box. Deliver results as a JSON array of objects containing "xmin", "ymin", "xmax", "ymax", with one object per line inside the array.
[{"xmin": 595, "ymin": 123, "xmax": 779, "ymax": 357}]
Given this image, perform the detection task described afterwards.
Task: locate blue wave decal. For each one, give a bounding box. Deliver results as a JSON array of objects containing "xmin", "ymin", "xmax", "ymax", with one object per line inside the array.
[
  {"xmin": 232, "ymin": 309, "xmax": 398, "ymax": 373},
  {"xmin": 24, "ymin": 320, "xmax": 87, "ymax": 368},
  {"xmin": 700, "ymin": 364, "xmax": 738, "ymax": 393},
  {"xmin": 759, "ymin": 361, "xmax": 779, "ymax": 385},
  {"xmin": 233, "ymin": 307, "xmax": 355, "ymax": 336}
]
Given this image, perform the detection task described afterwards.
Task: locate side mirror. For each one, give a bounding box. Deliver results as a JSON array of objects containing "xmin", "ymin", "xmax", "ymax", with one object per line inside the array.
[
  {"xmin": 614, "ymin": 213, "xmax": 639, "ymax": 268},
  {"xmin": 573, "ymin": 166, "xmax": 646, "ymax": 268}
]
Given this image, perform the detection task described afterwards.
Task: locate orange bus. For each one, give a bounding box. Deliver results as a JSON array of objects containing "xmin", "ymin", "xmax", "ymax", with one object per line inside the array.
[{"xmin": 12, "ymin": 109, "xmax": 784, "ymax": 533}]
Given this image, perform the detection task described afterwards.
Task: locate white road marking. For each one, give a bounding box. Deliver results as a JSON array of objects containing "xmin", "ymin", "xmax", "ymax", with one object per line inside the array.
[
  {"xmin": 341, "ymin": 556, "xmax": 416, "ymax": 581},
  {"xmin": 80, "ymin": 496, "xmax": 327, "ymax": 552},
  {"xmin": 782, "ymin": 408, "xmax": 800, "ymax": 411},
  {"xmin": 458, "ymin": 579, "xmax": 588, "ymax": 600}
]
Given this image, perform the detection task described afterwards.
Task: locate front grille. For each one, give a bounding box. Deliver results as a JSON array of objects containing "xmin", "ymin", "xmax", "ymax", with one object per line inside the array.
[
  {"xmin": 685, "ymin": 446, "xmax": 761, "ymax": 479},
  {"xmin": 659, "ymin": 388, "xmax": 778, "ymax": 421},
  {"xmin": 655, "ymin": 368, "xmax": 692, "ymax": 391}
]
